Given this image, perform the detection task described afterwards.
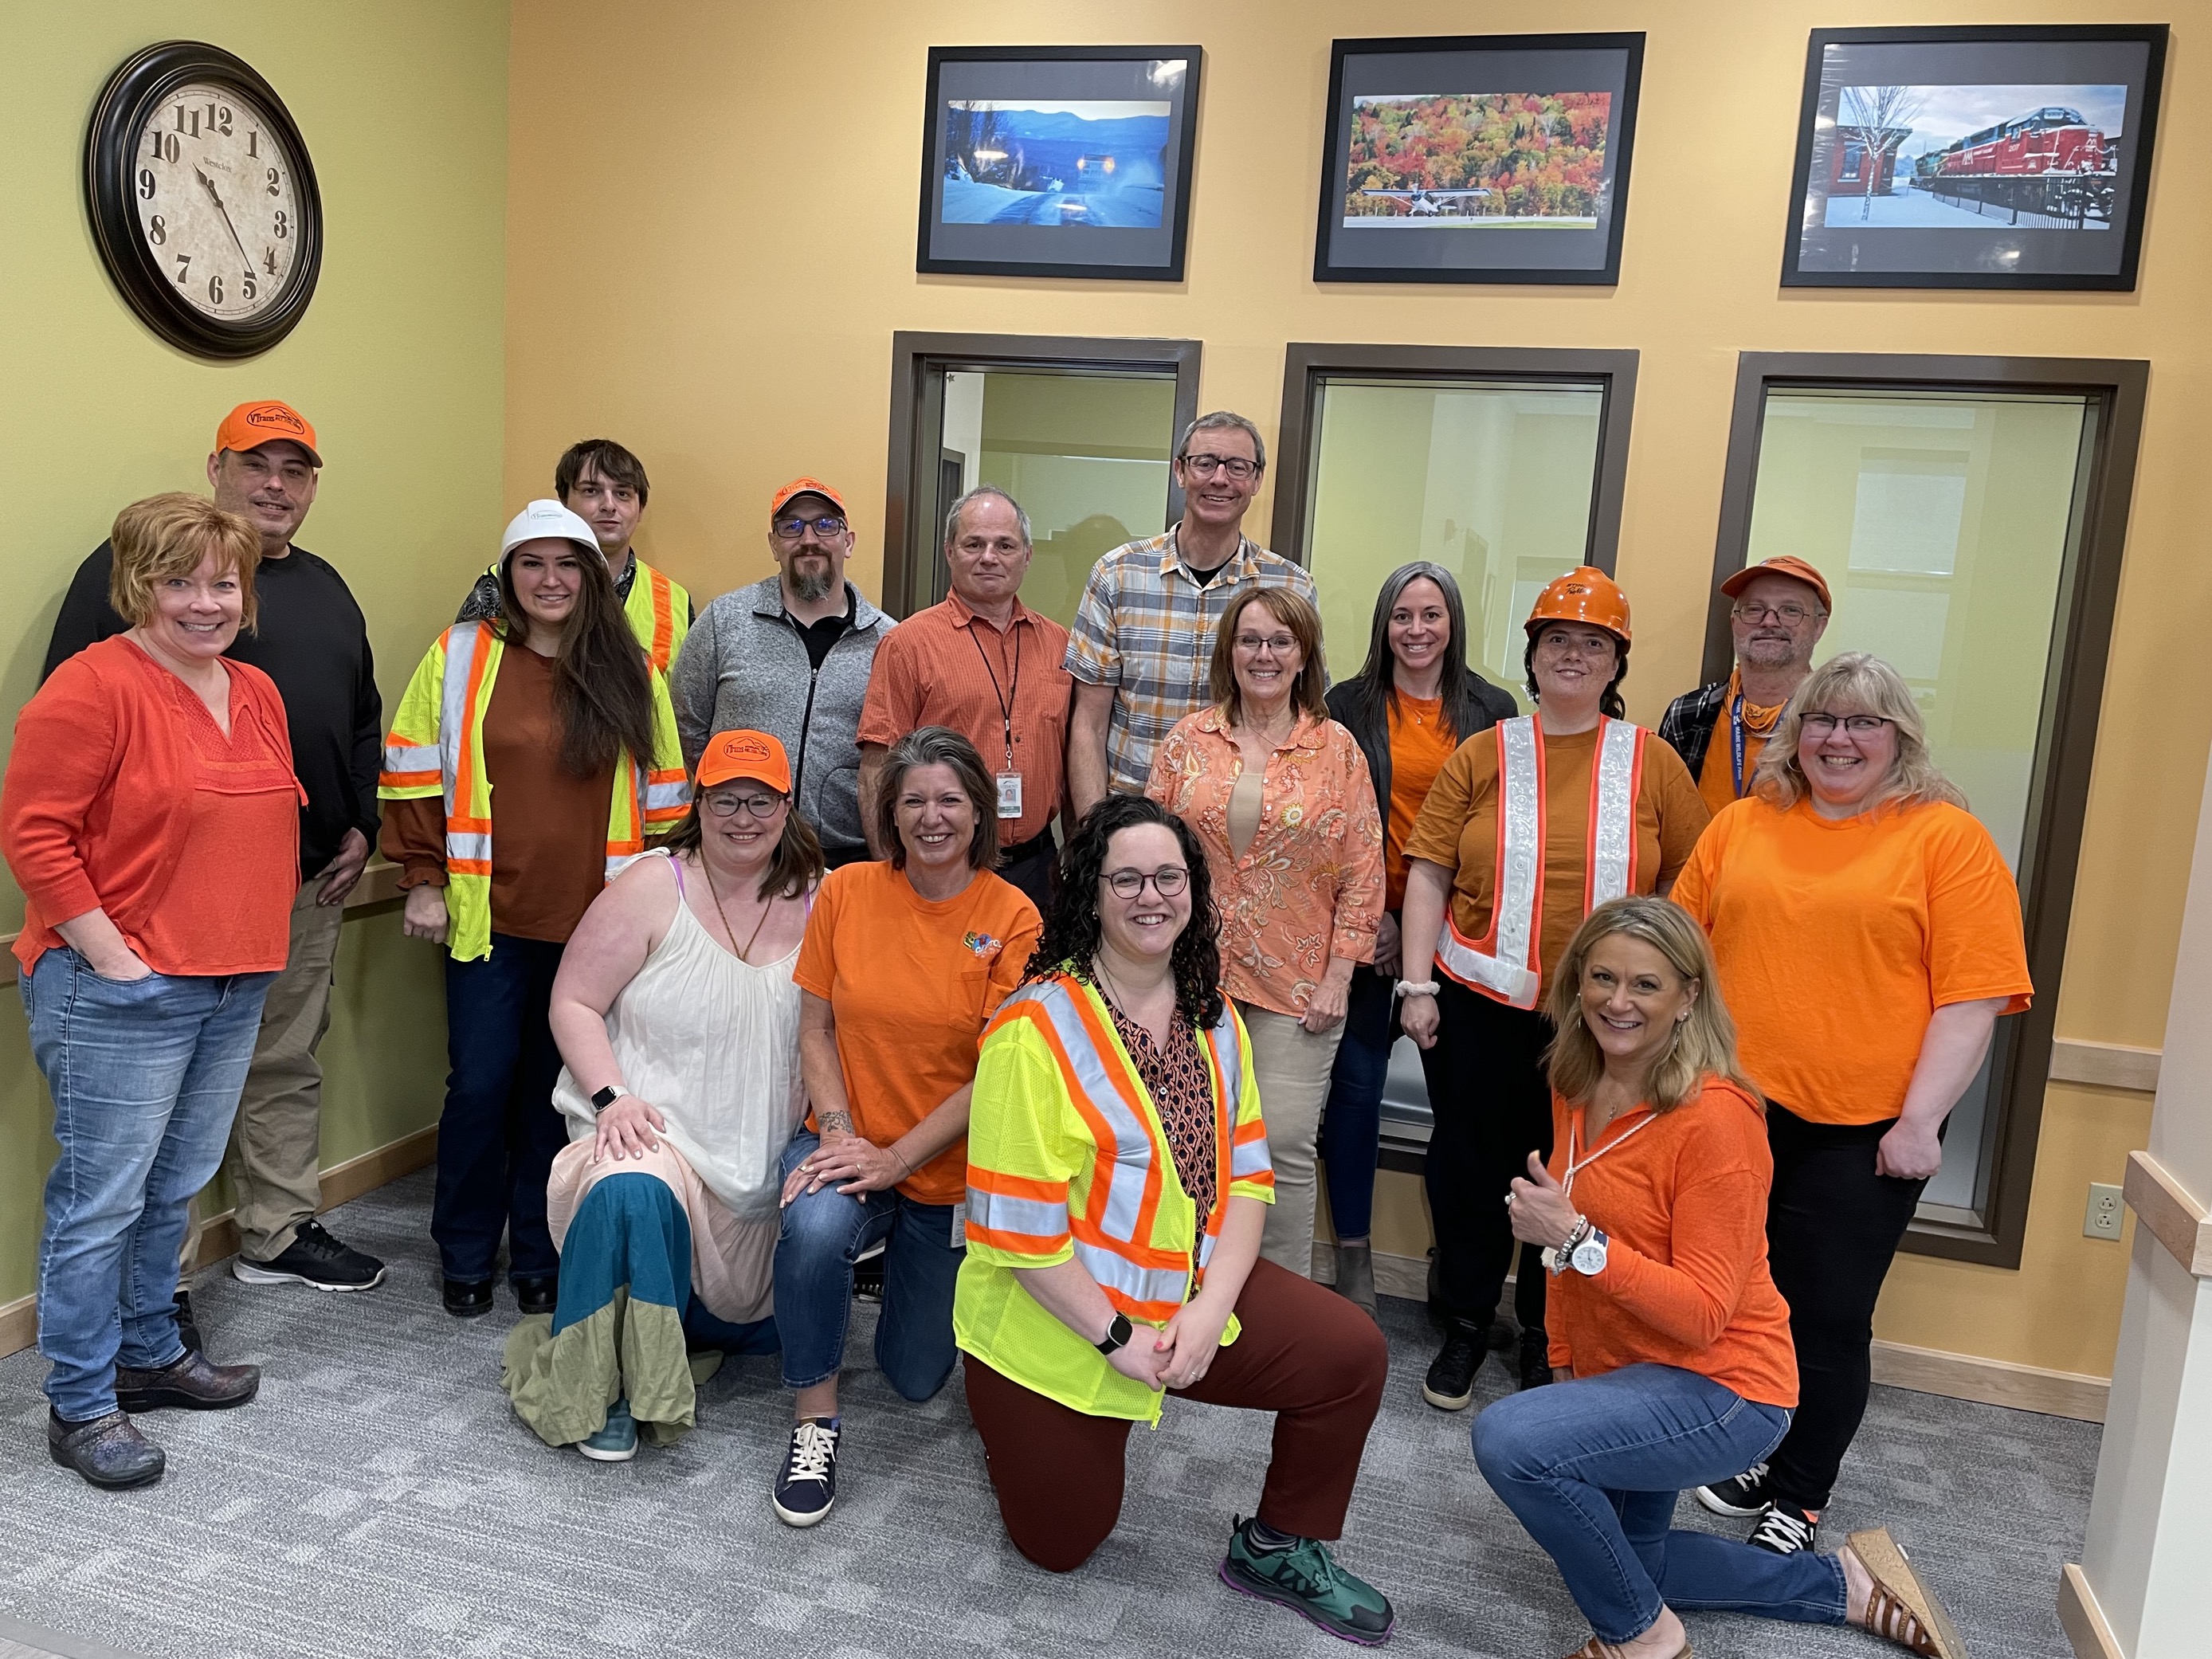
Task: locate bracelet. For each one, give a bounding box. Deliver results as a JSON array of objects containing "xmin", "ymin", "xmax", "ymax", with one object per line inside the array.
[{"xmin": 1394, "ymin": 980, "xmax": 1441, "ymax": 999}]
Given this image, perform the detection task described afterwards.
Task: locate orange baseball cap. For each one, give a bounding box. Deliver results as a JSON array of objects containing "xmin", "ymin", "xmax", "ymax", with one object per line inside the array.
[
  {"xmin": 214, "ymin": 400, "xmax": 320, "ymax": 466},
  {"xmin": 696, "ymin": 729, "xmax": 792, "ymax": 794},
  {"xmin": 770, "ymin": 476, "xmax": 846, "ymax": 517},
  {"xmin": 1526, "ymin": 565, "xmax": 1632, "ymax": 644},
  {"xmin": 1721, "ymin": 555, "xmax": 1831, "ymax": 611}
]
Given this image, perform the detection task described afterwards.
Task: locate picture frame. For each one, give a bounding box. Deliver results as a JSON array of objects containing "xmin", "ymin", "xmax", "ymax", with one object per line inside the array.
[
  {"xmin": 1312, "ymin": 33, "xmax": 1644, "ymax": 286},
  {"xmin": 1781, "ymin": 25, "xmax": 2168, "ymax": 291},
  {"xmin": 916, "ymin": 45, "xmax": 1202, "ymax": 283}
]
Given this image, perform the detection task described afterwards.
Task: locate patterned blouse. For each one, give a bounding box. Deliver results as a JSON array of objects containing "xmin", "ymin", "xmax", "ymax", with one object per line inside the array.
[
  {"xmin": 1104, "ymin": 996, "xmax": 1217, "ymax": 1221},
  {"xmin": 1144, "ymin": 707, "xmax": 1385, "ymax": 1018}
]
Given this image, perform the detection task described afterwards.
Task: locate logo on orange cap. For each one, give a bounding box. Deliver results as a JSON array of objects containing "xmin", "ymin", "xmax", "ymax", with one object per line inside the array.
[
  {"xmin": 696, "ymin": 728, "xmax": 793, "ymax": 794},
  {"xmin": 1526, "ymin": 565, "xmax": 1632, "ymax": 644},
  {"xmin": 214, "ymin": 401, "xmax": 321, "ymax": 467},
  {"xmin": 770, "ymin": 476, "xmax": 847, "ymax": 518}
]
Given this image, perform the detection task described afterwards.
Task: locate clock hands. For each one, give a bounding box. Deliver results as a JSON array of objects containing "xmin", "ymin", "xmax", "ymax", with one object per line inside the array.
[{"xmin": 195, "ymin": 167, "xmax": 254, "ymax": 268}]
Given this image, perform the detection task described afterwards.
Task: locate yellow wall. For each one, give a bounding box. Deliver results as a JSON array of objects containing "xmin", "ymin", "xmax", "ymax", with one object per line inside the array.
[
  {"xmin": 0, "ymin": 3, "xmax": 512, "ymax": 1303},
  {"xmin": 505, "ymin": 0, "xmax": 2207, "ymax": 1377}
]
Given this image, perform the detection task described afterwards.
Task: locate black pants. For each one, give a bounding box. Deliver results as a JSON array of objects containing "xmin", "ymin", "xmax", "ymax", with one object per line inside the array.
[
  {"xmin": 1762, "ymin": 1102, "xmax": 1928, "ymax": 1511},
  {"xmin": 995, "ymin": 830, "xmax": 1057, "ymax": 914},
  {"xmin": 1416, "ymin": 978, "xmax": 1555, "ymax": 1335}
]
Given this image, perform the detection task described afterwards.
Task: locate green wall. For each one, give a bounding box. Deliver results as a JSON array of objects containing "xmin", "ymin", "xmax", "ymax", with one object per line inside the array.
[{"xmin": 0, "ymin": 3, "xmax": 512, "ymax": 1305}]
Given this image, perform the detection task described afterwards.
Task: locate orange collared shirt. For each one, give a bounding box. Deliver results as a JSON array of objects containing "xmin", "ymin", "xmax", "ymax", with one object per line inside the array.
[{"xmin": 1144, "ymin": 706, "xmax": 1383, "ymax": 1017}]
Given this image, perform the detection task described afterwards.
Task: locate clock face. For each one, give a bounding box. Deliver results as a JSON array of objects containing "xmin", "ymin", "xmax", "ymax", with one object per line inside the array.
[{"xmin": 129, "ymin": 81, "xmax": 306, "ymax": 324}]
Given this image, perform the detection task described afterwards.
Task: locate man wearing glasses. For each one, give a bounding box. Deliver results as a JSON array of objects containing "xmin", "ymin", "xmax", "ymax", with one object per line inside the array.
[
  {"xmin": 1660, "ymin": 555, "xmax": 1832, "ymax": 813},
  {"xmin": 669, "ymin": 478, "xmax": 894, "ymax": 867},
  {"xmin": 1065, "ymin": 411, "xmax": 1319, "ymax": 815}
]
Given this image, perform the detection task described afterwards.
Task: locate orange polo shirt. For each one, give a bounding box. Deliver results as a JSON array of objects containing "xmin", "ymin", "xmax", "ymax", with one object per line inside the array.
[{"xmin": 1384, "ymin": 693, "xmax": 1459, "ymax": 912}]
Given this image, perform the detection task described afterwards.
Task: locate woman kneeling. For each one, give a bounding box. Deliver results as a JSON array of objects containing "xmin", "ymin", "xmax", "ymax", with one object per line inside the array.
[
  {"xmin": 1472, "ymin": 896, "xmax": 1967, "ymax": 1659},
  {"xmin": 958, "ymin": 794, "xmax": 1395, "ymax": 1646},
  {"xmin": 504, "ymin": 730, "xmax": 819, "ymax": 1461}
]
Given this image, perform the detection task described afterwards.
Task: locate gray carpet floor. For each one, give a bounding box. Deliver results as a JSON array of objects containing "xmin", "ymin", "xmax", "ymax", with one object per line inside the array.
[{"xmin": 0, "ymin": 1171, "xmax": 2096, "ymax": 1658}]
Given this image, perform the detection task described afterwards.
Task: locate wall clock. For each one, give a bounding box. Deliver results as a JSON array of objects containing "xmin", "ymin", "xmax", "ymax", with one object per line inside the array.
[{"xmin": 84, "ymin": 41, "xmax": 323, "ymax": 359}]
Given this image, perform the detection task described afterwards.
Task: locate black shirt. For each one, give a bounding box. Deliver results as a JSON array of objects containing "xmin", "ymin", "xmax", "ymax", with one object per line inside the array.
[
  {"xmin": 44, "ymin": 539, "xmax": 384, "ymax": 881},
  {"xmin": 788, "ymin": 592, "xmax": 854, "ymax": 672}
]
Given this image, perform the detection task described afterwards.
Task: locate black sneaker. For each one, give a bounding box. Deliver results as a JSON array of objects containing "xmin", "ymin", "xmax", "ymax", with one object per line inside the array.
[
  {"xmin": 1750, "ymin": 1501, "xmax": 1821, "ymax": 1555},
  {"xmin": 852, "ymin": 1241, "xmax": 885, "ymax": 1305},
  {"xmin": 1422, "ymin": 1325, "xmax": 1482, "ymax": 1411},
  {"xmin": 175, "ymin": 1289, "xmax": 204, "ymax": 1355},
  {"xmin": 771, "ymin": 1418, "xmax": 840, "ymax": 1528},
  {"xmin": 1517, "ymin": 1329, "xmax": 1554, "ymax": 1390},
  {"xmin": 233, "ymin": 1218, "xmax": 387, "ymax": 1292},
  {"xmin": 1696, "ymin": 1461, "xmax": 1775, "ymax": 1519}
]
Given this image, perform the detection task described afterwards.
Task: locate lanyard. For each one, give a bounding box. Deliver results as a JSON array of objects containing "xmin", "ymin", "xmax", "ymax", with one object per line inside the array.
[
  {"xmin": 1563, "ymin": 1106, "xmax": 1658, "ymax": 1200},
  {"xmin": 967, "ymin": 616, "xmax": 1022, "ymax": 770},
  {"xmin": 1729, "ymin": 692, "xmax": 1749, "ymax": 799}
]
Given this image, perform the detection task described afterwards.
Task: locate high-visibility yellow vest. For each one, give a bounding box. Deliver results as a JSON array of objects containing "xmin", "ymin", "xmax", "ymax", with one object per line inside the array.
[
  {"xmin": 623, "ymin": 559, "xmax": 690, "ymax": 675},
  {"xmin": 378, "ymin": 622, "xmax": 690, "ymax": 962},
  {"xmin": 953, "ymin": 971, "xmax": 1274, "ymax": 1423}
]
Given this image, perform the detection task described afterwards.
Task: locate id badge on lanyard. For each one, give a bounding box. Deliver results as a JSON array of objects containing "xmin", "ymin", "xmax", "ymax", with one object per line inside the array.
[{"xmin": 996, "ymin": 771, "xmax": 1023, "ymax": 819}]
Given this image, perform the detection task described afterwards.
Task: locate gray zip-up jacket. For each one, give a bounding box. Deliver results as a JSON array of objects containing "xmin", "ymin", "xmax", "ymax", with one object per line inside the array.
[{"xmin": 669, "ymin": 576, "xmax": 894, "ymax": 858}]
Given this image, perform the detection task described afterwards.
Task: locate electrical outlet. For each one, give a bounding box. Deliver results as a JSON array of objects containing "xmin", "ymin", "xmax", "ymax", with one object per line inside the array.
[{"xmin": 2085, "ymin": 1182, "xmax": 2125, "ymax": 1241}]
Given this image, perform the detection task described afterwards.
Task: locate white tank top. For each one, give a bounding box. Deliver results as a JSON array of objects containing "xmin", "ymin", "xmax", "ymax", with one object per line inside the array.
[{"xmin": 552, "ymin": 851, "xmax": 806, "ymax": 1218}]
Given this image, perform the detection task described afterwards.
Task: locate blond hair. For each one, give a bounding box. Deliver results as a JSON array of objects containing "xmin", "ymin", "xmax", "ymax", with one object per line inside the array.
[
  {"xmin": 1751, "ymin": 651, "xmax": 1965, "ymax": 814},
  {"xmin": 108, "ymin": 493, "xmax": 261, "ymax": 630},
  {"xmin": 1545, "ymin": 896, "xmax": 1754, "ymax": 1113},
  {"xmin": 1210, "ymin": 586, "xmax": 1328, "ymax": 726}
]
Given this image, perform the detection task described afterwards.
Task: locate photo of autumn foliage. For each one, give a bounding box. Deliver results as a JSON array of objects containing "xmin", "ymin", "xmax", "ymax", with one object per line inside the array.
[{"xmin": 1343, "ymin": 91, "xmax": 1613, "ymax": 225}]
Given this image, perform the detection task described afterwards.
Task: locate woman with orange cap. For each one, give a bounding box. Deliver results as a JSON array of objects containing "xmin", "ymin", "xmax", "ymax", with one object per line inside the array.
[{"xmin": 1396, "ymin": 567, "xmax": 1709, "ymax": 1408}]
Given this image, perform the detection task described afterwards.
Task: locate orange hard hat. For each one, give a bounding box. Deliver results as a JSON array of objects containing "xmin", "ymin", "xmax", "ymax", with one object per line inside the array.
[{"xmin": 1525, "ymin": 565, "xmax": 1631, "ymax": 644}]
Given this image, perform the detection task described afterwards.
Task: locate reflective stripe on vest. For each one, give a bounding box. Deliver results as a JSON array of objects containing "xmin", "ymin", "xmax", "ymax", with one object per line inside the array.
[
  {"xmin": 967, "ymin": 1169, "xmax": 1073, "ymax": 1256},
  {"xmin": 624, "ymin": 563, "xmax": 688, "ymax": 674},
  {"xmin": 1436, "ymin": 715, "xmax": 1645, "ymax": 1010}
]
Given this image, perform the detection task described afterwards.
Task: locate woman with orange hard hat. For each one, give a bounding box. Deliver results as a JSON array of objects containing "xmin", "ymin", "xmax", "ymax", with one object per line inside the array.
[{"xmin": 1395, "ymin": 567, "xmax": 1710, "ymax": 1410}]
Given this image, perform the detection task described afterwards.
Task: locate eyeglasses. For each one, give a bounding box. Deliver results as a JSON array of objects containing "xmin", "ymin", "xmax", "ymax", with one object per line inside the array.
[
  {"xmin": 1800, "ymin": 712, "xmax": 1893, "ymax": 737},
  {"xmin": 1102, "ymin": 866, "xmax": 1189, "ymax": 899},
  {"xmin": 704, "ymin": 790, "xmax": 783, "ymax": 818},
  {"xmin": 1179, "ymin": 453, "xmax": 1260, "ymax": 481},
  {"xmin": 1233, "ymin": 632, "xmax": 1296, "ymax": 656},
  {"xmin": 773, "ymin": 514, "xmax": 847, "ymax": 541},
  {"xmin": 1732, "ymin": 601, "xmax": 1826, "ymax": 625}
]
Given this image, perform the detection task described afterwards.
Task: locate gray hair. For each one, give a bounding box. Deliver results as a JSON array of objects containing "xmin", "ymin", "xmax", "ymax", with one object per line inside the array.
[
  {"xmin": 943, "ymin": 484, "xmax": 1032, "ymax": 551},
  {"xmin": 1753, "ymin": 651, "xmax": 1967, "ymax": 814},
  {"xmin": 1176, "ymin": 410, "xmax": 1267, "ymax": 471}
]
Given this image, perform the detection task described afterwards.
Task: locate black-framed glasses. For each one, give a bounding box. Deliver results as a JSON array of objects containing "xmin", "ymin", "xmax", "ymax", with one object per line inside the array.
[
  {"xmin": 1103, "ymin": 865, "xmax": 1189, "ymax": 899},
  {"xmin": 1179, "ymin": 453, "xmax": 1260, "ymax": 481},
  {"xmin": 773, "ymin": 514, "xmax": 847, "ymax": 541},
  {"xmin": 1233, "ymin": 632, "xmax": 1297, "ymax": 657},
  {"xmin": 1732, "ymin": 601, "xmax": 1826, "ymax": 625},
  {"xmin": 704, "ymin": 790, "xmax": 784, "ymax": 818},
  {"xmin": 1800, "ymin": 712, "xmax": 1893, "ymax": 737}
]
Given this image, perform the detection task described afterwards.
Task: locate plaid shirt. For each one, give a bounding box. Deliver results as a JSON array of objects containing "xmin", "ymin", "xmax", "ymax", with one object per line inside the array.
[
  {"xmin": 1658, "ymin": 678, "xmax": 1729, "ymax": 779},
  {"xmin": 1064, "ymin": 528, "xmax": 1320, "ymax": 795}
]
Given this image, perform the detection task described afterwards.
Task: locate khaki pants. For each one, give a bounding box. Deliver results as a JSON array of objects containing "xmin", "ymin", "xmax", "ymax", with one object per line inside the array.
[
  {"xmin": 188, "ymin": 879, "xmax": 346, "ymax": 1264},
  {"xmin": 1237, "ymin": 1002, "xmax": 1343, "ymax": 1279}
]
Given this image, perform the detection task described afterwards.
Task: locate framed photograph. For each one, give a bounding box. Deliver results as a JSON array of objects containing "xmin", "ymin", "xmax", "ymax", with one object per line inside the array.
[
  {"xmin": 916, "ymin": 45, "xmax": 1202, "ymax": 282},
  {"xmin": 1312, "ymin": 33, "xmax": 1644, "ymax": 285},
  {"xmin": 1783, "ymin": 25, "xmax": 2168, "ymax": 290}
]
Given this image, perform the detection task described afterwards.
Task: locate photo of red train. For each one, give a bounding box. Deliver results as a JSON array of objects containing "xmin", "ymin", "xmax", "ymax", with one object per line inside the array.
[{"xmin": 1911, "ymin": 103, "xmax": 2117, "ymax": 227}]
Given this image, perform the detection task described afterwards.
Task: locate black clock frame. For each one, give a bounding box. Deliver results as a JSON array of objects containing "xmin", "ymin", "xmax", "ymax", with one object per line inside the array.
[{"xmin": 84, "ymin": 41, "xmax": 323, "ymax": 359}]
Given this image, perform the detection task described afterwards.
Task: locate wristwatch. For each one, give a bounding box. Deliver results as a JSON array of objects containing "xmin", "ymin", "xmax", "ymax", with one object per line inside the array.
[
  {"xmin": 1096, "ymin": 1311, "xmax": 1133, "ymax": 1355},
  {"xmin": 1569, "ymin": 1229, "xmax": 1610, "ymax": 1277},
  {"xmin": 590, "ymin": 1084, "xmax": 629, "ymax": 1115}
]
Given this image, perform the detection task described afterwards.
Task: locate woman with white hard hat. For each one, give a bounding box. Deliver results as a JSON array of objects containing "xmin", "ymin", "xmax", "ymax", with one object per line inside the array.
[
  {"xmin": 380, "ymin": 500, "xmax": 689, "ymax": 1321},
  {"xmin": 1395, "ymin": 567, "xmax": 1709, "ymax": 1410}
]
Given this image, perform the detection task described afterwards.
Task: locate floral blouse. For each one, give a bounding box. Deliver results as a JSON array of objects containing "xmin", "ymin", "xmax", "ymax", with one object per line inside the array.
[{"xmin": 1144, "ymin": 707, "xmax": 1383, "ymax": 1017}]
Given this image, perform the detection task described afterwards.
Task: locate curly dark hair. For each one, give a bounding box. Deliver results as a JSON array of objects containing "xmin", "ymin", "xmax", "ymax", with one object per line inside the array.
[{"xmin": 1026, "ymin": 794, "xmax": 1224, "ymax": 1030}]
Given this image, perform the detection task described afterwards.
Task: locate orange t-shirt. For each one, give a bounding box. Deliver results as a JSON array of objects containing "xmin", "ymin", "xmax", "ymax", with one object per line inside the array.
[
  {"xmin": 1671, "ymin": 794, "xmax": 2033, "ymax": 1125},
  {"xmin": 1543, "ymin": 1077, "xmax": 1798, "ymax": 1409},
  {"xmin": 1384, "ymin": 693, "xmax": 1459, "ymax": 912},
  {"xmin": 793, "ymin": 860, "xmax": 1041, "ymax": 1205},
  {"xmin": 1694, "ymin": 673, "xmax": 1785, "ymax": 817},
  {"xmin": 1402, "ymin": 720, "xmax": 1710, "ymax": 1002}
]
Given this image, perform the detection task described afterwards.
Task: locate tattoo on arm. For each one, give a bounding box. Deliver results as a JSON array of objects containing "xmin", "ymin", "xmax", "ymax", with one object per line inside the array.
[{"xmin": 819, "ymin": 1110, "xmax": 854, "ymax": 1136}]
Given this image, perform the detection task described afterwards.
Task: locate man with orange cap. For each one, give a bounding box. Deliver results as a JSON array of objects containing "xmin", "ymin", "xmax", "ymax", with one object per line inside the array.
[
  {"xmin": 41, "ymin": 401, "xmax": 389, "ymax": 1310},
  {"xmin": 1660, "ymin": 556, "xmax": 1832, "ymax": 814},
  {"xmin": 1393, "ymin": 567, "xmax": 1708, "ymax": 1410},
  {"xmin": 668, "ymin": 477, "xmax": 894, "ymax": 869}
]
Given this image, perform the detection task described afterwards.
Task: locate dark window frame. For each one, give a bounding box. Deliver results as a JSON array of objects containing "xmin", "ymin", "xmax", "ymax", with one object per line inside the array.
[
  {"xmin": 882, "ymin": 331, "xmax": 1202, "ymax": 622},
  {"xmin": 1704, "ymin": 351, "xmax": 2149, "ymax": 1269}
]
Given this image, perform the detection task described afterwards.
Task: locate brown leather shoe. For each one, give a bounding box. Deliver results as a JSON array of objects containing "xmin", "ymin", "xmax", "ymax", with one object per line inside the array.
[{"xmin": 113, "ymin": 1349, "xmax": 260, "ymax": 1413}]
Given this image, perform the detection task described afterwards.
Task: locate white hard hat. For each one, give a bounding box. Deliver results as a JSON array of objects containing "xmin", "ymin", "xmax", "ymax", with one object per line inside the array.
[{"xmin": 500, "ymin": 498, "xmax": 600, "ymax": 565}]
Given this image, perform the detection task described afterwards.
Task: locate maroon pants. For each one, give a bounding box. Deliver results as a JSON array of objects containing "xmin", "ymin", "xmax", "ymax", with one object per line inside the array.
[{"xmin": 963, "ymin": 1257, "xmax": 1389, "ymax": 1572}]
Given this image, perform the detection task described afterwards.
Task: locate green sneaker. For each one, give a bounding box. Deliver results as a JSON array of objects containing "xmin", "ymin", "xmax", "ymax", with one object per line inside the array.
[
  {"xmin": 1218, "ymin": 1516, "xmax": 1395, "ymax": 1645},
  {"xmin": 578, "ymin": 1397, "xmax": 637, "ymax": 1462}
]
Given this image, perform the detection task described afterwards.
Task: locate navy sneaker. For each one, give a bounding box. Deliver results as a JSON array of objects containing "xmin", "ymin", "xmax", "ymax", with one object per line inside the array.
[{"xmin": 772, "ymin": 1418, "xmax": 840, "ymax": 1528}]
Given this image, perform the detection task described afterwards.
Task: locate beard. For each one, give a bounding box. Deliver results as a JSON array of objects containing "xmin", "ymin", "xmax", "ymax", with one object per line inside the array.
[{"xmin": 790, "ymin": 564, "xmax": 835, "ymax": 603}]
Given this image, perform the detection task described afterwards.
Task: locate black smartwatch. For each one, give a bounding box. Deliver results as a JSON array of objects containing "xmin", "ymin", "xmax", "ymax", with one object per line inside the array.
[
  {"xmin": 1095, "ymin": 1312, "xmax": 1133, "ymax": 1355},
  {"xmin": 590, "ymin": 1084, "xmax": 628, "ymax": 1115}
]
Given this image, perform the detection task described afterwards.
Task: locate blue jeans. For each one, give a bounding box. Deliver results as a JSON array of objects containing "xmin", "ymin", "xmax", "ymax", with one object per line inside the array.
[
  {"xmin": 22, "ymin": 949, "xmax": 273, "ymax": 1420},
  {"xmin": 772, "ymin": 1130, "xmax": 963, "ymax": 1398},
  {"xmin": 436, "ymin": 935, "xmax": 570, "ymax": 1283},
  {"xmin": 1473, "ymin": 1363, "xmax": 1845, "ymax": 1645},
  {"xmin": 1318, "ymin": 959, "xmax": 1398, "ymax": 1239}
]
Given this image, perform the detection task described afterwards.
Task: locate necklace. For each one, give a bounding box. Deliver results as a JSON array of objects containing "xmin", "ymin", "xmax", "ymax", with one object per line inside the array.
[{"xmin": 697, "ymin": 852, "xmax": 772, "ymax": 963}]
